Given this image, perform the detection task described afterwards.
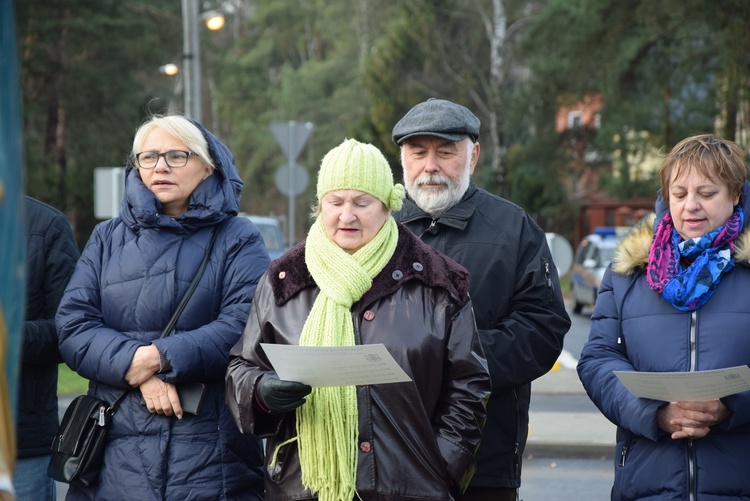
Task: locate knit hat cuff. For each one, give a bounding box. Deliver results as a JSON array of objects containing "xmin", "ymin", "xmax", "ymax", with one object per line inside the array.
[{"xmin": 317, "ymin": 139, "xmax": 400, "ymax": 210}]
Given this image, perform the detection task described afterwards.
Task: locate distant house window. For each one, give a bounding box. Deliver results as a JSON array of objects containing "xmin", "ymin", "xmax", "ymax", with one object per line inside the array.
[{"xmin": 567, "ymin": 111, "xmax": 583, "ymax": 129}]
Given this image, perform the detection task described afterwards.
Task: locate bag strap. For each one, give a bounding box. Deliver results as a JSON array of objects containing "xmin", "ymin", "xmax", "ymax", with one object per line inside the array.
[
  {"xmin": 107, "ymin": 224, "xmax": 222, "ymax": 415},
  {"xmin": 159, "ymin": 224, "xmax": 221, "ymax": 339},
  {"xmin": 108, "ymin": 390, "xmax": 130, "ymax": 415}
]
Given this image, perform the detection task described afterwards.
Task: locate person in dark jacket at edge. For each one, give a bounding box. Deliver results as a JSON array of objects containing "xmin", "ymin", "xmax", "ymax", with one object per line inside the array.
[
  {"xmin": 226, "ymin": 138, "xmax": 491, "ymax": 501},
  {"xmin": 392, "ymin": 98, "xmax": 571, "ymax": 501},
  {"xmin": 13, "ymin": 196, "xmax": 79, "ymax": 501},
  {"xmin": 56, "ymin": 115, "xmax": 268, "ymax": 500}
]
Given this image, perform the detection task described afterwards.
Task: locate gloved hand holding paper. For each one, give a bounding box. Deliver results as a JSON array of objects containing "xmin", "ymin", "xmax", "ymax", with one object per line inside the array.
[{"xmin": 260, "ymin": 343, "xmax": 412, "ymax": 388}]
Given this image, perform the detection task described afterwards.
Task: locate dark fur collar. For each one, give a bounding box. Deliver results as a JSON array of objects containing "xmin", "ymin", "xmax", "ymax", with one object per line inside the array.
[{"xmin": 267, "ymin": 223, "xmax": 470, "ymax": 315}]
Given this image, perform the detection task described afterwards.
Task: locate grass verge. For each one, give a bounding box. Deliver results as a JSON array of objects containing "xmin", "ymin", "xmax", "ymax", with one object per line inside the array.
[{"xmin": 58, "ymin": 364, "xmax": 89, "ymax": 395}]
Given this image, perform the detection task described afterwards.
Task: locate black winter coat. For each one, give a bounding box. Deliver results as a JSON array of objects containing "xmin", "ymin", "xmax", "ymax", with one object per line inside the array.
[
  {"xmin": 226, "ymin": 225, "xmax": 491, "ymax": 500},
  {"xmin": 394, "ymin": 182, "xmax": 570, "ymax": 489},
  {"xmin": 17, "ymin": 196, "xmax": 79, "ymax": 458}
]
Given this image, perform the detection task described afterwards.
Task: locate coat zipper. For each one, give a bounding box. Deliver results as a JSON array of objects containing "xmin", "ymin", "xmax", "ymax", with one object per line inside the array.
[
  {"xmin": 688, "ymin": 309, "xmax": 697, "ymax": 501},
  {"xmin": 689, "ymin": 310, "xmax": 697, "ymax": 372},
  {"xmin": 619, "ymin": 432, "xmax": 633, "ymax": 467},
  {"xmin": 418, "ymin": 219, "xmax": 438, "ymax": 239}
]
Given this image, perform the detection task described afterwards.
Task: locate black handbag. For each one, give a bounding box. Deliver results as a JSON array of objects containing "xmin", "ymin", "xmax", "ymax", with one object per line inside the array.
[
  {"xmin": 47, "ymin": 392, "xmax": 127, "ymax": 486},
  {"xmin": 48, "ymin": 225, "xmax": 220, "ymax": 486}
]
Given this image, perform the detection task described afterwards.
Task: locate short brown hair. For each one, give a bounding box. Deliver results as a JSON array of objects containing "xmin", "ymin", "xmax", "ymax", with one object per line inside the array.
[{"xmin": 659, "ymin": 134, "xmax": 747, "ymax": 205}]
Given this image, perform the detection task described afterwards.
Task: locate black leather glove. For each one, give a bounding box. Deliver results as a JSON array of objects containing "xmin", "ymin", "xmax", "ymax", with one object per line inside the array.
[{"xmin": 256, "ymin": 371, "xmax": 312, "ymax": 414}]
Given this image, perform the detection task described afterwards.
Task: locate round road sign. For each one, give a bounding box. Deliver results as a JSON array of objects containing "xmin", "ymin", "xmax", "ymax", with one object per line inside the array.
[{"xmin": 274, "ymin": 163, "xmax": 309, "ymax": 196}]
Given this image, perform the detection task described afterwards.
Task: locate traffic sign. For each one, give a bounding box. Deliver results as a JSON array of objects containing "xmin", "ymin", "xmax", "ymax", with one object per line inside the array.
[
  {"xmin": 270, "ymin": 121, "xmax": 313, "ymax": 161},
  {"xmin": 545, "ymin": 232, "xmax": 573, "ymax": 276},
  {"xmin": 269, "ymin": 121, "xmax": 314, "ymax": 247},
  {"xmin": 94, "ymin": 167, "xmax": 125, "ymax": 219},
  {"xmin": 274, "ymin": 162, "xmax": 309, "ymax": 197}
]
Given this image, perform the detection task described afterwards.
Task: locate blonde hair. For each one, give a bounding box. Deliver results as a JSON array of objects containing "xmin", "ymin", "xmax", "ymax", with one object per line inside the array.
[{"xmin": 132, "ymin": 115, "xmax": 214, "ymax": 169}]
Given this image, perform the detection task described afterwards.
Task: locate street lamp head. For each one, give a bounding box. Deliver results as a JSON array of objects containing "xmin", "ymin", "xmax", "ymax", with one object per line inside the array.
[
  {"xmin": 160, "ymin": 63, "xmax": 179, "ymax": 76},
  {"xmin": 203, "ymin": 11, "xmax": 225, "ymax": 31}
]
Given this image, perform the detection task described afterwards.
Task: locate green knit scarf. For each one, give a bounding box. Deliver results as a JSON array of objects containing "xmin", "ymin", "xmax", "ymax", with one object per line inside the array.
[{"xmin": 296, "ymin": 214, "xmax": 398, "ymax": 501}]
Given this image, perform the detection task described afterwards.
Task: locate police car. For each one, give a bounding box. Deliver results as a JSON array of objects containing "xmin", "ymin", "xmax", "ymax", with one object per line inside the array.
[{"xmin": 570, "ymin": 227, "xmax": 627, "ymax": 314}]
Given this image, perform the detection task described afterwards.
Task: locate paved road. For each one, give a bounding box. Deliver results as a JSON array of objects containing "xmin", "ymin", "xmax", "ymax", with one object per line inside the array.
[{"xmin": 520, "ymin": 454, "xmax": 613, "ymax": 500}]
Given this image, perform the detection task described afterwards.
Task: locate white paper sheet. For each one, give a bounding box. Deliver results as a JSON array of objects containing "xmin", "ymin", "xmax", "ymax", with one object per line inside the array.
[
  {"xmin": 260, "ymin": 343, "xmax": 412, "ymax": 387},
  {"xmin": 614, "ymin": 365, "xmax": 750, "ymax": 401}
]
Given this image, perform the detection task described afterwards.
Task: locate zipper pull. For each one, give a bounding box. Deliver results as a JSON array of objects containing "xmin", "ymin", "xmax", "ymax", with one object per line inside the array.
[
  {"xmin": 619, "ymin": 445, "xmax": 628, "ymax": 467},
  {"xmin": 98, "ymin": 406, "xmax": 106, "ymax": 426},
  {"xmin": 544, "ymin": 261, "xmax": 552, "ymax": 287}
]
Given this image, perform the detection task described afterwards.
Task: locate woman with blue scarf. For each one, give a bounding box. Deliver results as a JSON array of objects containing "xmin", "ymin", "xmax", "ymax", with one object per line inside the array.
[{"xmin": 578, "ymin": 134, "xmax": 750, "ymax": 500}]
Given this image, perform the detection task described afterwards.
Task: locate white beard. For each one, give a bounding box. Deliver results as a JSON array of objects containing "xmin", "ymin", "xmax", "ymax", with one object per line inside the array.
[{"xmin": 404, "ymin": 161, "xmax": 471, "ymax": 218}]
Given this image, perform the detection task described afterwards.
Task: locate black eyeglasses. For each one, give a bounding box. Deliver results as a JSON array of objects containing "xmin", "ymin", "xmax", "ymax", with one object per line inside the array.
[{"xmin": 135, "ymin": 150, "xmax": 198, "ymax": 169}]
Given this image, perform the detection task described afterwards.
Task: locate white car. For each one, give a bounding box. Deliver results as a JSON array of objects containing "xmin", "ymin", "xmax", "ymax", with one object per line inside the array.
[{"xmin": 570, "ymin": 228, "xmax": 624, "ymax": 314}]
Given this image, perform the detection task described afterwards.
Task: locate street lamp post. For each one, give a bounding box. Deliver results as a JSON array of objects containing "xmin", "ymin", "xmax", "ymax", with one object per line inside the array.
[
  {"xmin": 180, "ymin": 1, "xmax": 225, "ymax": 122},
  {"xmin": 182, "ymin": 0, "xmax": 201, "ymax": 122}
]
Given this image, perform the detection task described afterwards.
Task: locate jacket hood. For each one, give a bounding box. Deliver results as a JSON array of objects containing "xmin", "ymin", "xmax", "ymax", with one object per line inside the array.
[
  {"xmin": 614, "ymin": 180, "xmax": 750, "ymax": 275},
  {"xmin": 120, "ymin": 118, "xmax": 243, "ymax": 232}
]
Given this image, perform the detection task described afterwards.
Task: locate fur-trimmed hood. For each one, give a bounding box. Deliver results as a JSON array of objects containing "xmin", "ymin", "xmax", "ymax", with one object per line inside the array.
[{"xmin": 612, "ymin": 212, "xmax": 750, "ymax": 276}]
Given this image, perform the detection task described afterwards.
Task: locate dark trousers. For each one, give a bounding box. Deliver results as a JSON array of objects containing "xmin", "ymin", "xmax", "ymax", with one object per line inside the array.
[{"xmin": 462, "ymin": 486, "xmax": 518, "ymax": 501}]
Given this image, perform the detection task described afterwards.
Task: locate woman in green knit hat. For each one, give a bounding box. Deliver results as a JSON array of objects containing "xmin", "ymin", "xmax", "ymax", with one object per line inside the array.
[{"xmin": 226, "ymin": 138, "xmax": 491, "ymax": 501}]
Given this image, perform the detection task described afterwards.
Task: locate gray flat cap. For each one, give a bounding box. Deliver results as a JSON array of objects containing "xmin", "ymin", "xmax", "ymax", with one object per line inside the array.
[{"xmin": 392, "ymin": 98, "xmax": 480, "ymax": 144}]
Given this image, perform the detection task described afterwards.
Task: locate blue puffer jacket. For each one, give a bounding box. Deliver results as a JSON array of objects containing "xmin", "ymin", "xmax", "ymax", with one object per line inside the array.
[
  {"xmin": 56, "ymin": 120, "xmax": 269, "ymax": 500},
  {"xmin": 578, "ymin": 182, "xmax": 750, "ymax": 501}
]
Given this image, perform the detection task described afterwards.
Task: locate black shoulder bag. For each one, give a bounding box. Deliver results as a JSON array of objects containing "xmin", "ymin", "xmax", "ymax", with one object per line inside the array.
[{"xmin": 48, "ymin": 225, "xmax": 220, "ymax": 486}]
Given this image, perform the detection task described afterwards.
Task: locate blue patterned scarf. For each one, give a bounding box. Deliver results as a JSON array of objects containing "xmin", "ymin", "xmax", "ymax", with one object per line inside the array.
[{"xmin": 647, "ymin": 206, "xmax": 743, "ymax": 311}]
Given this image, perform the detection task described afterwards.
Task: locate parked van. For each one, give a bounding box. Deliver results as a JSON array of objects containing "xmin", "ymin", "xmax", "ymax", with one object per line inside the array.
[{"xmin": 570, "ymin": 227, "xmax": 628, "ymax": 314}]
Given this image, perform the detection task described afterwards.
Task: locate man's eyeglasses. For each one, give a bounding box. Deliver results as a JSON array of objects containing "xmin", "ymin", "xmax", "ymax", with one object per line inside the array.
[{"xmin": 135, "ymin": 150, "xmax": 198, "ymax": 169}]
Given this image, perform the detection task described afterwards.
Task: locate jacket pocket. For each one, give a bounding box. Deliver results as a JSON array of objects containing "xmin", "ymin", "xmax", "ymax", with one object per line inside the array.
[
  {"xmin": 618, "ymin": 432, "xmax": 632, "ymax": 467},
  {"xmin": 612, "ymin": 432, "xmax": 633, "ymax": 501},
  {"xmin": 541, "ymin": 257, "xmax": 556, "ymax": 306},
  {"xmin": 268, "ymin": 436, "xmax": 297, "ymax": 483}
]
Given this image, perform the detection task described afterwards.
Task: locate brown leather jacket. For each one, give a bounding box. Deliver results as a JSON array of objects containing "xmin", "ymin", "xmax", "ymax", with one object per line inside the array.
[{"xmin": 226, "ymin": 224, "xmax": 491, "ymax": 500}]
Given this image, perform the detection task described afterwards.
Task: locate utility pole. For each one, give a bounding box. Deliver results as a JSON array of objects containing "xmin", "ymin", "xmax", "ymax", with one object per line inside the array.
[{"xmin": 182, "ymin": 0, "xmax": 201, "ymax": 122}]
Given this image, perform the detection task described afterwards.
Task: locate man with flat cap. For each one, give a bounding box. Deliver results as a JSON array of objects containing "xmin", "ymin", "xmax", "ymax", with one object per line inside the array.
[{"xmin": 392, "ymin": 98, "xmax": 571, "ymax": 501}]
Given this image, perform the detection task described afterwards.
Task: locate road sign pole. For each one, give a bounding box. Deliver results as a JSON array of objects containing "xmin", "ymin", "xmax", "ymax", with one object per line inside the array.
[
  {"xmin": 287, "ymin": 121, "xmax": 295, "ymax": 247},
  {"xmin": 270, "ymin": 120, "xmax": 313, "ymax": 247}
]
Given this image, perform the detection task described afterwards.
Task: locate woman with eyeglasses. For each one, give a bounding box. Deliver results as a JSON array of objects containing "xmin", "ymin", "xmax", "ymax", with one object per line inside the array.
[
  {"xmin": 56, "ymin": 115, "xmax": 269, "ymax": 500},
  {"xmin": 578, "ymin": 134, "xmax": 750, "ymax": 500}
]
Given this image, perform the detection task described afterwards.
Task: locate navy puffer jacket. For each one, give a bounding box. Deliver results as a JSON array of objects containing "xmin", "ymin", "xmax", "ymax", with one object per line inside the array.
[
  {"xmin": 578, "ymin": 182, "xmax": 750, "ymax": 500},
  {"xmin": 56, "ymin": 120, "xmax": 269, "ymax": 500}
]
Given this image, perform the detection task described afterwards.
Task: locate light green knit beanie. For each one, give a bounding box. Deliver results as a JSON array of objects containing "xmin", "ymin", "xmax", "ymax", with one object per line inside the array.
[{"xmin": 316, "ymin": 138, "xmax": 405, "ymax": 211}]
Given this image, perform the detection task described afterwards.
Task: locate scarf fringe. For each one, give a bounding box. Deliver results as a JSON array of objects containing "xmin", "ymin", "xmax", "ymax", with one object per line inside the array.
[{"xmin": 295, "ymin": 216, "xmax": 399, "ymax": 501}]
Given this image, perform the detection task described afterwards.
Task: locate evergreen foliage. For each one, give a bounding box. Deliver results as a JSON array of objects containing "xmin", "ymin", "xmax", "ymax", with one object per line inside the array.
[{"xmin": 14, "ymin": 0, "xmax": 750, "ymax": 244}]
